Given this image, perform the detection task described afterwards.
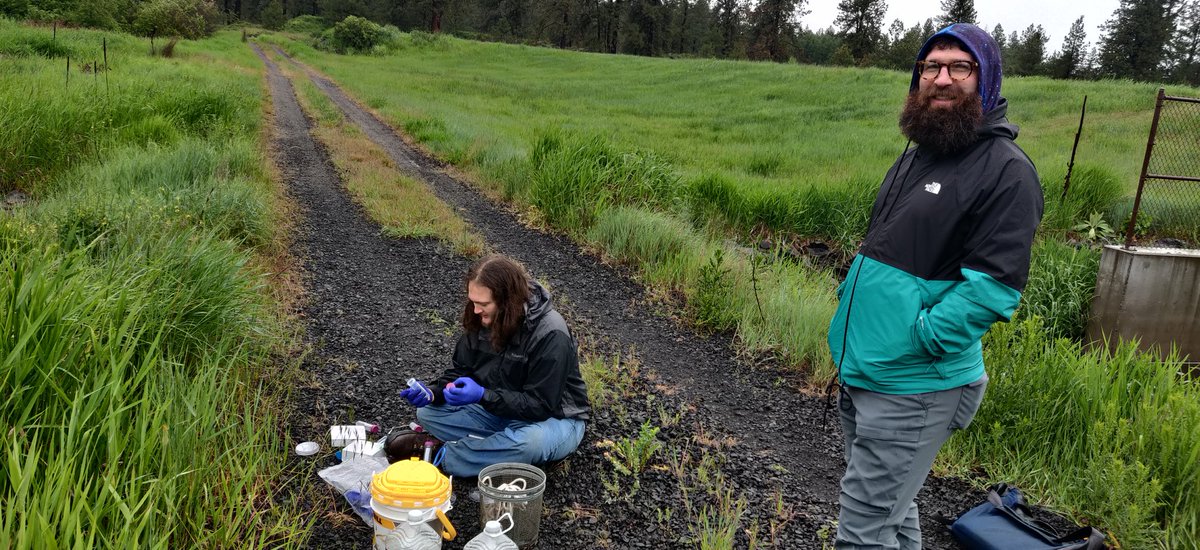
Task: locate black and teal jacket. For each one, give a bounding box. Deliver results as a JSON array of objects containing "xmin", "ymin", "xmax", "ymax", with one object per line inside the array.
[{"xmin": 828, "ymin": 99, "xmax": 1043, "ymax": 394}]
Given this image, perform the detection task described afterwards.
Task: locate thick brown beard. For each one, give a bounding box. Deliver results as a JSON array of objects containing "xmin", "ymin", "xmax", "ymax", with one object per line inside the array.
[{"xmin": 898, "ymin": 89, "xmax": 983, "ymax": 156}]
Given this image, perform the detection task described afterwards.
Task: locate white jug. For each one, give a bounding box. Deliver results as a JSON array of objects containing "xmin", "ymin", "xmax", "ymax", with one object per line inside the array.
[
  {"xmin": 373, "ymin": 510, "xmax": 443, "ymax": 550},
  {"xmin": 463, "ymin": 513, "xmax": 518, "ymax": 550}
]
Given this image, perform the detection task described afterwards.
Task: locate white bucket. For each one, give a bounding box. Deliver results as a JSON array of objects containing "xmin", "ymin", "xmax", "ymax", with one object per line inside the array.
[
  {"xmin": 369, "ymin": 458, "xmax": 457, "ymax": 548},
  {"xmin": 372, "ymin": 507, "xmax": 451, "ymax": 550}
]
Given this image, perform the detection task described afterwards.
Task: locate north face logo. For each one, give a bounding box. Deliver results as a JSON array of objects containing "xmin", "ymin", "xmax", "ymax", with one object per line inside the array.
[{"xmin": 924, "ymin": 181, "xmax": 942, "ymax": 195}]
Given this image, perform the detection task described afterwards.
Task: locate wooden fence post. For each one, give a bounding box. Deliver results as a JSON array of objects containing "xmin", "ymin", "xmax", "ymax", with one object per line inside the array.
[{"xmin": 103, "ymin": 37, "xmax": 109, "ymax": 95}]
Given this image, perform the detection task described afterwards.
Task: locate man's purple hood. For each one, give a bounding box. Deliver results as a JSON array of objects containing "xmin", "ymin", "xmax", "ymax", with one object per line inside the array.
[{"xmin": 909, "ymin": 23, "xmax": 1003, "ymax": 114}]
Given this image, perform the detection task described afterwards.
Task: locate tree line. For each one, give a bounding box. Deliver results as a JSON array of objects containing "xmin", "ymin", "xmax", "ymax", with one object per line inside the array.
[{"xmin": 5, "ymin": 0, "xmax": 1198, "ymax": 86}]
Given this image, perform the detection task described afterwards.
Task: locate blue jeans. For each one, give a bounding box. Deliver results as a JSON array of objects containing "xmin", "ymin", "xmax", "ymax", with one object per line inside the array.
[{"xmin": 415, "ymin": 403, "xmax": 586, "ymax": 477}]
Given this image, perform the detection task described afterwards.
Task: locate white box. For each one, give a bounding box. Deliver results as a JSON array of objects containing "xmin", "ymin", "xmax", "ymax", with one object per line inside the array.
[
  {"xmin": 330, "ymin": 425, "xmax": 366, "ymax": 447},
  {"xmin": 342, "ymin": 439, "xmax": 385, "ymax": 461}
]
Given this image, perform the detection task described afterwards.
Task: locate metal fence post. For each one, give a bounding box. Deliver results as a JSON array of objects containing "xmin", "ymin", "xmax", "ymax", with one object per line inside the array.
[
  {"xmin": 1061, "ymin": 95, "xmax": 1087, "ymax": 204},
  {"xmin": 1126, "ymin": 89, "xmax": 1166, "ymax": 249}
]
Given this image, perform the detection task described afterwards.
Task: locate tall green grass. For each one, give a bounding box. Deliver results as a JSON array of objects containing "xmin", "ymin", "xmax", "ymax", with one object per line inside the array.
[
  {"xmin": 1041, "ymin": 165, "xmax": 1127, "ymax": 235},
  {"xmin": 525, "ymin": 131, "xmax": 681, "ymax": 231},
  {"xmin": 1017, "ymin": 240, "xmax": 1102, "ymax": 340},
  {"xmin": 0, "ymin": 19, "xmax": 260, "ymax": 194},
  {"xmin": 942, "ymin": 318, "xmax": 1200, "ymax": 548},
  {"xmin": 588, "ymin": 206, "xmax": 837, "ymax": 378},
  {"xmin": 1, "ymin": 23, "xmax": 306, "ymax": 547}
]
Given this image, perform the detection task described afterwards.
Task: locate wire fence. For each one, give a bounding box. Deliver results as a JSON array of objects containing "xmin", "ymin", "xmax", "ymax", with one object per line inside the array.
[{"xmin": 1126, "ymin": 89, "xmax": 1200, "ymax": 246}]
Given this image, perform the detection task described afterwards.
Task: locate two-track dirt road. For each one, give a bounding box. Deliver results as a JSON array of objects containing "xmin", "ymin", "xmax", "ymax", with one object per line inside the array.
[{"xmin": 251, "ymin": 43, "xmax": 977, "ymax": 549}]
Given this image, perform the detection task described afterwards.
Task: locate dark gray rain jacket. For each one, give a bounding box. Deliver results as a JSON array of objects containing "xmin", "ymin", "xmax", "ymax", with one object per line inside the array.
[{"xmin": 433, "ymin": 281, "xmax": 591, "ymax": 422}]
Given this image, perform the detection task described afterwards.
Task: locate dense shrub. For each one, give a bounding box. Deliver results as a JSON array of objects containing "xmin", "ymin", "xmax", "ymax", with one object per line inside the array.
[
  {"xmin": 0, "ymin": 0, "xmax": 29, "ymax": 18},
  {"xmin": 27, "ymin": 0, "xmax": 131, "ymax": 30},
  {"xmin": 132, "ymin": 0, "xmax": 219, "ymax": 39},
  {"xmin": 329, "ymin": 15, "xmax": 385, "ymax": 53},
  {"xmin": 282, "ymin": 14, "xmax": 328, "ymax": 36},
  {"xmin": 409, "ymin": 30, "xmax": 438, "ymax": 47},
  {"xmin": 257, "ymin": 0, "xmax": 284, "ymax": 30}
]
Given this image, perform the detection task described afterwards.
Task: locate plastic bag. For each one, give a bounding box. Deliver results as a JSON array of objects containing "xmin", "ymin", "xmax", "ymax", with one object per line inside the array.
[{"xmin": 318, "ymin": 455, "xmax": 389, "ymax": 524}]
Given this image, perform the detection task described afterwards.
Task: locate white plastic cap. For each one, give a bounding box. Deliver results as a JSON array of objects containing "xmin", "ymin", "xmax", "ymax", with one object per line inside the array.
[
  {"xmin": 484, "ymin": 520, "xmax": 502, "ymax": 535},
  {"xmin": 295, "ymin": 441, "xmax": 319, "ymax": 456},
  {"xmin": 408, "ymin": 510, "xmax": 425, "ymax": 524}
]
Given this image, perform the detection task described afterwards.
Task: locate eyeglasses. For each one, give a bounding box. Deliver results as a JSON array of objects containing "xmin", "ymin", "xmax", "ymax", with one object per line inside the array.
[{"xmin": 916, "ymin": 60, "xmax": 978, "ymax": 81}]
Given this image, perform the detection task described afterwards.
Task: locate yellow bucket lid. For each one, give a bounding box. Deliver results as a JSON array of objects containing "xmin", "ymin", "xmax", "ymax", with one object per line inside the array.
[{"xmin": 371, "ymin": 458, "xmax": 452, "ymax": 508}]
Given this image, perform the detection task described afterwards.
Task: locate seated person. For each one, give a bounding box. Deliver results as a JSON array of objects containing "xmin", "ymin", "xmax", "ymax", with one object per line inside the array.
[{"xmin": 401, "ymin": 254, "xmax": 590, "ymax": 477}]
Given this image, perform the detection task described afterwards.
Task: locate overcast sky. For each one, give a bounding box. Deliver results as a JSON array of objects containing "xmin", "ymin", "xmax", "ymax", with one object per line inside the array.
[{"xmin": 802, "ymin": 0, "xmax": 1122, "ymax": 54}]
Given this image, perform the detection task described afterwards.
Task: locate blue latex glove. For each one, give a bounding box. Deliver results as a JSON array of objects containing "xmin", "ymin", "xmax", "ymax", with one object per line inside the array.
[
  {"xmin": 400, "ymin": 381, "xmax": 433, "ymax": 408},
  {"xmin": 443, "ymin": 377, "xmax": 485, "ymax": 406}
]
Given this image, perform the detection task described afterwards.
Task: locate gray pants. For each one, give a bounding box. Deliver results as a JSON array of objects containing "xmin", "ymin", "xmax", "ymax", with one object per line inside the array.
[{"xmin": 835, "ymin": 378, "xmax": 987, "ymax": 550}]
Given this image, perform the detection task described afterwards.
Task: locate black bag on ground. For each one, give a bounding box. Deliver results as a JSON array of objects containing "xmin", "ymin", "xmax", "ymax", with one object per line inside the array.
[
  {"xmin": 383, "ymin": 428, "xmax": 442, "ymax": 463},
  {"xmin": 949, "ymin": 483, "xmax": 1107, "ymax": 550}
]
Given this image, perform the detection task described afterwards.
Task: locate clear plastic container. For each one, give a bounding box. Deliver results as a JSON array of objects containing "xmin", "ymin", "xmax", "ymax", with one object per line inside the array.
[{"xmin": 477, "ymin": 463, "xmax": 545, "ymax": 548}]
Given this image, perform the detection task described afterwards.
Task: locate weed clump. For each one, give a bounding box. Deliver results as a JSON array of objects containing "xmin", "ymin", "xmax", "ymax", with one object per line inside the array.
[
  {"xmin": 1017, "ymin": 240, "xmax": 1100, "ymax": 340},
  {"xmin": 693, "ymin": 249, "xmax": 738, "ymax": 332},
  {"xmin": 526, "ymin": 131, "xmax": 680, "ymax": 232}
]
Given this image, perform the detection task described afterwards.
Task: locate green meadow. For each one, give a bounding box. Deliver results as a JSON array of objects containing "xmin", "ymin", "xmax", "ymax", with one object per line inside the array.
[
  {"xmin": 265, "ymin": 30, "xmax": 1200, "ymax": 548},
  {"xmin": 3, "ymin": 15, "xmax": 1198, "ymax": 547},
  {"xmin": 1, "ymin": 21, "xmax": 306, "ymax": 547},
  {"xmin": 265, "ymin": 32, "xmax": 1200, "ymax": 241}
]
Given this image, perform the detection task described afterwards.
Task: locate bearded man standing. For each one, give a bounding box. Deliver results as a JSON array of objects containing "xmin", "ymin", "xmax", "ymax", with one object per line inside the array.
[{"xmin": 826, "ymin": 24, "xmax": 1043, "ymax": 549}]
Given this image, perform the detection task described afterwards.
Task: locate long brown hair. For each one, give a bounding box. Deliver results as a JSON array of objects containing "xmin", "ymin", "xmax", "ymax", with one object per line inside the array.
[{"xmin": 461, "ymin": 254, "xmax": 531, "ymax": 351}]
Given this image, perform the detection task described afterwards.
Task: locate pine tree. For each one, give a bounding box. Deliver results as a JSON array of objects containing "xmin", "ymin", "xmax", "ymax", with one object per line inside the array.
[
  {"xmin": 830, "ymin": 42, "xmax": 855, "ymax": 65},
  {"xmin": 919, "ymin": 17, "xmax": 936, "ymax": 41},
  {"xmin": 1006, "ymin": 29, "xmax": 1020, "ymax": 66},
  {"xmin": 794, "ymin": 25, "xmax": 843, "ymax": 64},
  {"xmin": 834, "ymin": 0, "xmax": 886, "ymax": 62},
  {"xmin": 682, "ymin": 0, "xmax": 723, "ymax": 56},
  {"xmin": 880, "ymin": 19, "xmax": 923, "ymax": 70},
  {"xmin": 715, "ymin": 0, "xmax": 744, "ymax": 57},
  {"xmin": 991, "ymin": 23, "xmax": 1005, "ymax": 51},
  {"xmin": 747, "ymin": 0, "xmax": 804, "ymax": 62},
  {"xmin": 1168, "ymin": 0, "xmax": 1200, "ymax": 84},
  {"xmin": 1078, "ymin": 45, "xmax": 1102, "ymax": 78},
  {"xmin": 259, "ymin": 0, "xmax": 285, "ymax": 28},
  {"xmin": 531, "ymin": 0, "xmax": 575, "ymax": 48},
  {"xmin": 877, "ymin": 18, "xmax": 903, "ymax": 68},
  {"xmin": 936, "ymin": 0, "xmax": 976, "ymax": 27},
  {"xmin": 1049, "ymin": 16, "xmax": 1087, "ymax": 78},
  {"xmin": 665, "ymin": 0, "xmax": 689, "ymax": 53},
  {"xmin": 619, "ymin": 0, "xmax": 670, "ymax": 56},
  {"xmin": 1010, "ymin": 23, "xmax": 1048, "ymax": 75},
  {"xmin": 1098, "ymin": 0, "xmax": 1183, "ymax": 81}
]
